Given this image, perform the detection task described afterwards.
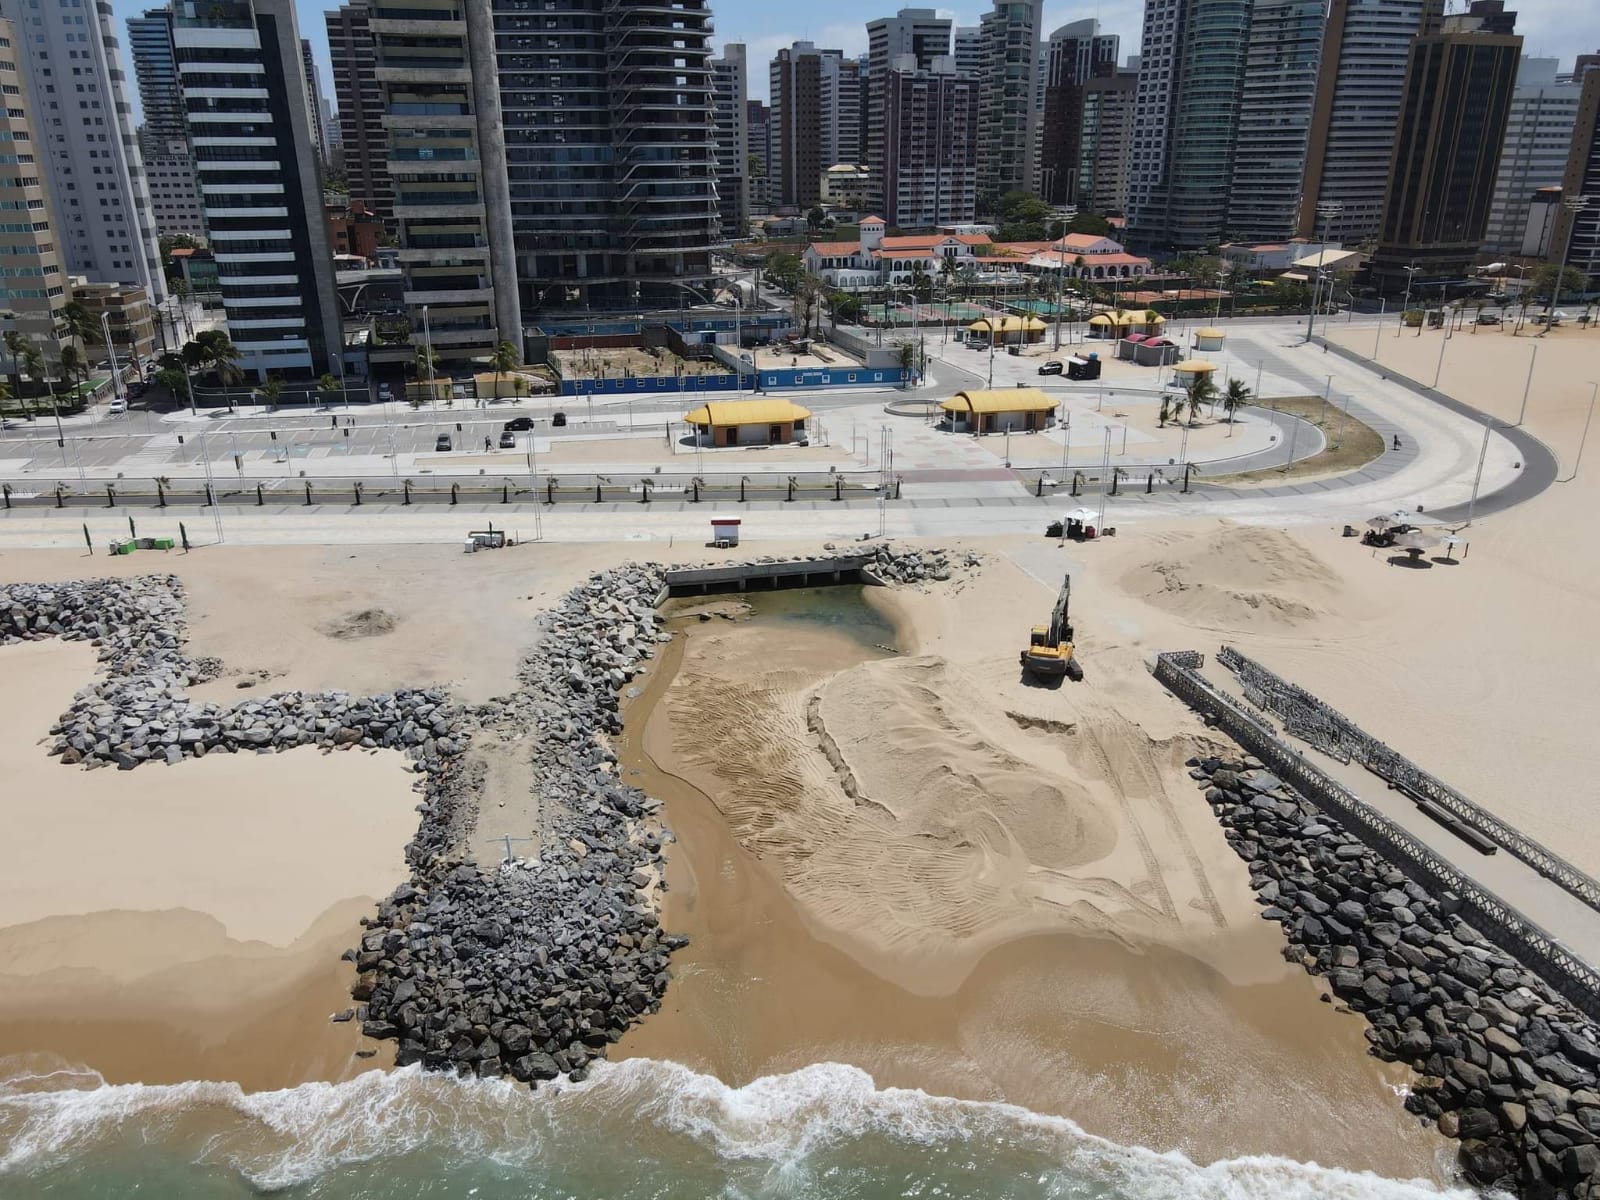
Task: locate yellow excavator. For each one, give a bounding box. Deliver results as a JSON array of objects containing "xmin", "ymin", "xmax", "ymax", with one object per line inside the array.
[{"xmin": 1021, "ymin": 574, "xmax": 1083, "ymax": 681}]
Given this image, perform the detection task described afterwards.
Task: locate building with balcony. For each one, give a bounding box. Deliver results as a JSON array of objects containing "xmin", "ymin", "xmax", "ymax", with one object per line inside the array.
[
  {"xmin": 1369, "ymin": 0, "xmax": 1523, "ymax": 288},
  {"xmin": 327, "ymin": 1, "xmax": 392, "ymax": 214},
  {"xmin": 70, "ymin": 279, "xmax": 157, "ymax": 368},
  {"xmin": 1077, "ymin": 70, "xmax": 1136, "ymax": 216},
  {"xmin": 710, "ymin": 43, "xmax": 748, "ymax": 239},
  {"xmin": 1125, "ymin": 0, "xmax": 1250, "ymax": 251},
  {"xmin": 1550, "ymin": 68, "xmax": 1600, "ymax": 289},
  {"xmin": 1297, "ymin": 0, "xmax": 1445, "ymax": 243},
  {"xmin": 173, "ymin": 0, "xmax": 341, "ymax": 377},
  {"xmin": 0, "ymin": 16, "xmax": 67, "ymax": 356},
  {"xmin": 129, "ymin": 8, "xmax": 206, "ymax": 240},
  {"xmin": 1226, "ymin": 0, "xmax": 1329, "ymax": 243},
  {"xmin": 370, "ymin": 0, "xmax": 519, "ymax": 365},
  {"xmin": 1038, "ymin": 20, "xmax": 1118, "ymax": 207},
  {"xmin": 974, "ymin": 0, "xmax": 1044, "ymax": 211},
  {"xmin": 880, "ymin": 57, "xmax": 978, "ymax": 229},
  {"xmin": 494, "ymin": 0, "xmax": 719, "ymax": 314},
  {"xmin": 4, "ymin": 0, "xmax": 165, "ymax": 303}
]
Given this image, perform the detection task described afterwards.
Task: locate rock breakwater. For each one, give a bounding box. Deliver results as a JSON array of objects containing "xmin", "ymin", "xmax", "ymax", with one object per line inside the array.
[{"xmin": 1190, "ymin": 755, "xmax": 1600, "ymax": 1198}]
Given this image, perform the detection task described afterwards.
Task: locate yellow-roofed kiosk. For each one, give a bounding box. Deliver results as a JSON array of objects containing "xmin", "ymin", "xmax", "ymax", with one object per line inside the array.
[
  {"xmin": 939, "ymin": 387, "xmax": 1058, "ymax": 434},
  {"xmin": 683, "ymin": 398, "xmax": 813, "ymax": 447}
]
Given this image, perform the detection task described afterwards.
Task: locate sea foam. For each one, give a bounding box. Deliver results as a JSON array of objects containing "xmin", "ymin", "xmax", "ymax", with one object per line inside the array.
[{"xmin": 0, "ymin": 1055, "xmax": 1478, "ymax": 1198}]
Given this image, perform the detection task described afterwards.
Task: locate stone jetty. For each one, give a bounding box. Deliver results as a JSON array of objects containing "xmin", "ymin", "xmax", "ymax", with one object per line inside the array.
[
  {"xmin": 7, "ymin": 550, "xmax": 970, "ymax": 1087},
  {"xmin": 1190, "ymin": 754, "xmax": 1600, "ymax": 1198}
]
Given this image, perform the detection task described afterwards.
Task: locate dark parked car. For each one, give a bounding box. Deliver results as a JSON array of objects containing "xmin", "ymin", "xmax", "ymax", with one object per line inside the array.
[
  {"xmin": 499, "ymin": 430, "xmax": 516, "ymax": 448},
  {"xmin": 434, "ymin": 434, "xmax": 452, "ymax": 452},
  {"xmin": 551, "ymin": 411, "xmax": 568, "ymax": 427},
  {"xmin": 1037, "ymin": 360, "xmax": 1064, "ymax": 376},
  {"xmin": 1476, "ymin": 313, "xmax": 1501, "ymax": 326},
  {"xmin": 503, "ymin": 416, "xmax": 534, "ymax": 431}
]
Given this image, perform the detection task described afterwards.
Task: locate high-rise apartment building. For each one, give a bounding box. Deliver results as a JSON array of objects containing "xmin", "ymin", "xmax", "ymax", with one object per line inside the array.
[
  {"xmin": 0, "ymin": 16, "xmax": 66, "ymax": 355},
  {"xmin": 1078, "ymin": 70, "xmax": 1137, "ymax": 215},
  {"xmin": 710, "ymin": 45, "xmax": 749, "ymax": 239},
  {"xmin": 746, "ymin": 99, "xmax": 771, "ymax": 212},
  {"xmin": 128, "ymin": 9, "xmax": 187, "ymax": 158},
  {"xmin": 301, "ymin": 40, "xmax": 327, "ymax": 170},
  {"xmin": 173, "ymin": 0, "xmax": 340, "ymax": 376},
  {"xmin": 1126, "ymin": 0, "xmax": 1250, "ymax": 250},
  {"xmin": 326, "ymin": 1, "xmax": 390, "ymax": 214},
  {"xmin": 1, "ymin": 0, "xmax": 164, "ymax": 302},
  {"xmin": 953, "ymin": 26, "xmax": 984, "ymax": 79},
  {"xmin": 127, "ymin": 7, "xmax": 205, "ymax": 241},
  {"xmin": 770, "ymin": 43, "xmax": 860, "ymax": 207},
  {"xmin": 1225, "ymin": 0, "xmax": 1328, "ymax": 242},
  {"xmin": 1550, "ymin": 68, "xmax": 1600, "ymax": 287},
  {"xmin": 1370, "ymin": 0, "xmax": 1522, "ymax": 287},
  {"xmin": 1298, "ymin": 0, "xmax": 1445, "ymax": 243},
  {"xmin": 866, "ymin": 9, "xmax": 952, "ymax": 206},
  {"xmin": 1039, "ymin": 20, "xmax": 1118, "ymax": 206},
  {"xmin": 975, "ymin": 0, "xmax": 1044, "ymax": 210},
  {"xmin": 370, "ymin": 0, "xmax": 518, "ymax": 363},
  {"xmin": 1484, "ymin": 58, "xmax": 1585, "ymax": 255},
  {"xmin": 494, "ymin": 0, "xmax": 719, "ymax": 313},
  {"xmin": 880, "ymin": 57, "xmax": 978, "ymax": 228}
]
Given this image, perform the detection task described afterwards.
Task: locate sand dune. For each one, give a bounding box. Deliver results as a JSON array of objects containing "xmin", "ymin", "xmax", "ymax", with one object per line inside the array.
[{"xmin": 1117, "ymin": 524, "xmax": 1346, "ymax": 631}]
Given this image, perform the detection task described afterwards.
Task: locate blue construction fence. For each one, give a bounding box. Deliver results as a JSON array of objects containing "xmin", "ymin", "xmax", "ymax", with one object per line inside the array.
[{"xmin": 557, "ymin": 365, "xmax": 911, "ymax": 397}]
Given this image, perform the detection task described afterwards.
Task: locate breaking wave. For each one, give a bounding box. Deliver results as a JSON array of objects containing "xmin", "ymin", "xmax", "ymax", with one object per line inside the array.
[{"xmin": 0, "ymin": 1055, "xmax": 1475, "ymax": 1198}]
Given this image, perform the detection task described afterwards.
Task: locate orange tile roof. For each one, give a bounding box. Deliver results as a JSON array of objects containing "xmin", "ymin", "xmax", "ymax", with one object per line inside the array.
[{"xmin": 808, "ymin": 241, "xmax": 862, "ymax": 256}]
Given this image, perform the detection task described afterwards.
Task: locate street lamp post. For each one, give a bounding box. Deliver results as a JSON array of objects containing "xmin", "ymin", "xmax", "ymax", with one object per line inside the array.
[
  {"xmin": 1562, "ymin": 381, "xmax": 1599, "ymax": 483},
  {"xmin": 100, "ymin": 312, "xmax": 121, "ymax": 400},
  {"xmin": 1464, "ymin": 412, "xmax": 1494, "ymax": 527},
  {"xmin": 422, "ymin": 304, "xmax": 435, "ymax": 407},
  {"xmin": 1517, "ymin": 343, "xmax": 1538, "ymax": 425},
  {"xmin": 1303, "ymin": 202, "xmax": 1342, "ymax": 345},
  {"xmin": 1542, "ymin": 194, "xmax": 1592, "ymax": 335},
  {"xmin": 1398, "ymin": 264, "xmax": 1419, "ymax": 336}
]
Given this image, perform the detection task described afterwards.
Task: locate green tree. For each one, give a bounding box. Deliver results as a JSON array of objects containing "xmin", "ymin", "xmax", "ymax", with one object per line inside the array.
[
  {"xmin": 20, "ymin": 343, "xmax": 47, "ymax": 411},
  {"xmin": 994, "ymin": 190, "xmax": 1055, "ymax": 242},
  {"xmin": 490, "ymin": 339, "xmax": 520, "ymax": 401},
  {"xmin": 3, "ymin": 329, "xmax": 29, "ymax": 417},
  {"xmin": 60, "ymin": 301, "xmax": 99, "ymax": 352},
  {"xmin": 58, "ymin": 345, "xmax": 85, "ymax": 396},
  {"xmin": 806, "ymin": 206, "xmax": 826, "ymax": 228},
  {"xmin": 765, "ymin": 251, "xmax": 805, "ymax": 293},
  {"xmin": 1067, "ymin": 212, "xmax": 1113, "ymax": 237},
  {"xmin": 155, "ymin": 366, "xmax": 192, "ymax": 413},
  {"xmin": 1222, "ymin": 378, "xmax": 1251, "ymax": 423},
  {"xmin": 1532, "ymin": 263, "xmax": 1586, "ymax": 300},
  {"xmin": 413, "ymin": 342, "xmax": 440, "ymax": 395},
  {"xmin": 1185, "ymin": 373, "xmax": 1218, "ymax": 424},
  {"xmin": 254, "ymin": 373, "xmax": 284, "ymax": 409},
  {"xmin": 319, "ymin": 372, "xmax": 339, "ymax": 405},
  {"xmin": 1158, "ymin": 396, "xmax": 1170, "ymax": 428}
]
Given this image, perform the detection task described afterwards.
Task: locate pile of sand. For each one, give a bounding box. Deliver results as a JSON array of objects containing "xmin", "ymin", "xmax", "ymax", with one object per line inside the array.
[
  {"xmin": 1117, "ymin": 524, "xmax": 1342, "ymax": 630},
  {"xmin": 321, "ymin": 608, "xmax": 399, "ymax": 640}
]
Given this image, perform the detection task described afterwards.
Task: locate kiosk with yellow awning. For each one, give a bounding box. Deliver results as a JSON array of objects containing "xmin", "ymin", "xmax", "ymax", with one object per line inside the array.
[
  {"xmin": 1193, "ymin": 326, "xmax": 1226, "ymax": 351},
  {"xmin": 683, "ymin": 398, "xmax": 813, "ymax": 447},
  {"xmin": 939, "ymin": 387, "xmax": 1058, "ymax": 434},
  {"xmin": 967, "ymin": 316, "xmax": 1048, "ymax": 345}
]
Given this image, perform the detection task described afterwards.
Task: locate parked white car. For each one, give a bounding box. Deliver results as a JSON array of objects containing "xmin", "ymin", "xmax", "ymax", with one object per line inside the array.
[{"xmin": 106, "ymin": 398, "xmax": 128, "ymax": 415}]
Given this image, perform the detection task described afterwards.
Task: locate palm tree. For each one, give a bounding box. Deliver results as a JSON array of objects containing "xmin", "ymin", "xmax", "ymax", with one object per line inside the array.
[
  {"xmin": 319, "ymin": 372, "xmax": 339, "ymax": 407},
  {"xmin": 155, "ymin": 366, "xmax": 191, "ymax": 411},
  {"xmin": 1222, "ymin": 378, "xmax": 1251, "ymax": 423},
  {"xmin": 254, "ymin": 373, "xmax": 284, "ymax": 410},
  {"xmin": 59, "ymin": 345, "xmax": 85, "ymax": 399},
  {"xmin": 1185, "ymin": 373, "xmax": 1218, "ymax": 425},
  {"xmin": 20, "ymin": 342, "xmax": 47, "ymax": 412},
  {"xmin": 1158, "ymin": 396, "xmax": 1171, "ymax": 428},
  {"xmin": 412, "ymin": 342, "xmax": 439, "ymax": 401},
  {"xmin": 489, "ymin": 339, "xmax": 520, "ymax": 402},
  {"xmin": 60, "ymin": 301, "xmax": 99, "ymax": 354}
]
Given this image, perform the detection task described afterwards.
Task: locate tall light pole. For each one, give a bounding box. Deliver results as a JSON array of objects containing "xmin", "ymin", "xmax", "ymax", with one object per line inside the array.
[
  {"xmin": 1464, "ymin": 412, "xmax": 1494, "ymax": 527},
  {"xmin": 1303, "ymin": 202, "xmax": 1342, "ymax": 344},
  {"xmin": 1397, "ymin": 264, "xmax": 1419, "ymax": 336},
  {"xmin": 422, "ymin": 304, "xmax": 435, "ymax": 407},
  {"xmin": 1561, "ymin": 382, "xmax": 1599, "ymax": 483},
  {"xmin": 1517, "ymin": 343, "xmax": 1538, "ymax": 425},
  {"xmin": 1542, "ymin": 194, "xmax": 1591, "ymax": 336},
  {"xmin": 99, "ymin": 312, "xmax": 121, "ymax": 400}
]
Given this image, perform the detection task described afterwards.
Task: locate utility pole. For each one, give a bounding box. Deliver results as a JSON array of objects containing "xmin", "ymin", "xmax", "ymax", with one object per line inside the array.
[
  {"xmin": 1464, "ymin": 412, "xmax": 1494, "ymax": 526},
  {"xmin": 1517, "ymin": 343, "xmax": 1538, "ymax": 425},
  {"xmin": 1398, "ymin": 264, "xmax": 1418, "ymax": 336},
  {"xmin": 1561, "ymin": 382, "xmax": 1599, "ymax": 483}
]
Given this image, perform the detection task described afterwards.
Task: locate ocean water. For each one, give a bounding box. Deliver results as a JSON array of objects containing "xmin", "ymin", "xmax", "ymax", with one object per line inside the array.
[{"xmin": 0, "ymin": 1057, "xmax": 1474, "ymax": 1200}]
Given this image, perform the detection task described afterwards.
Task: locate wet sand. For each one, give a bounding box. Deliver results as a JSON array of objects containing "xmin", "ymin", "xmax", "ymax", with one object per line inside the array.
[
  {"xmin": 613, "ymin": 597, "xmax": 1449, "ymax": 1178},
  {"xmin": 0, "ymin": 639, "xmax": 416, "ymax": 1088}
]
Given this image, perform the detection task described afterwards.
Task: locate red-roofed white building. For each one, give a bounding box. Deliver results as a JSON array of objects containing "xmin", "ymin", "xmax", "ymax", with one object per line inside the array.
[{"xmin": 803, "ymin": 215, "xmax": 997, "ymax": 289}]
